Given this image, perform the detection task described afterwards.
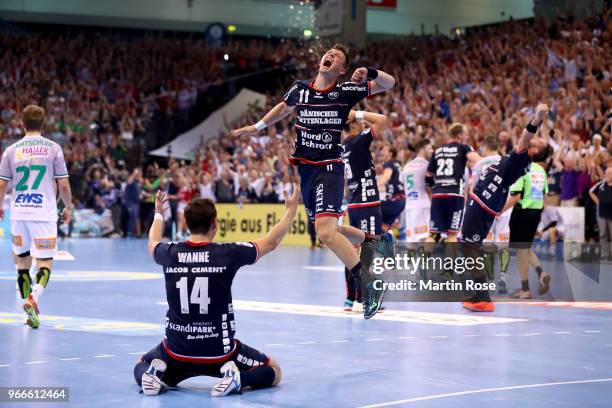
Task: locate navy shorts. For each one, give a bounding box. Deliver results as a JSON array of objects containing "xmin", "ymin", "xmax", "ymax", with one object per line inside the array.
[
  {"xmin": 297, "ymin": 162, "xmax": 344, "ymax": 221},
  {"xmin": 134, "ymin": 339, "xmax": 269, "ymax": 387},
  {"xmin": 458, "ymin": 198, "xmax": 495, "ymax": 246},
  {"xmin": 381, "ymin": 198, "xmax": 406, "ymax": 227},
  {"xmin": 429, "ymin": 196, "xmax": 465, "ymax": 234},
  {"xmin": 509, "ymin": 208, "xmax": 543, "ymax": 248},
  {"xmin": 348, "ymin": 204, "xmax": 383, "ymax": 235}
]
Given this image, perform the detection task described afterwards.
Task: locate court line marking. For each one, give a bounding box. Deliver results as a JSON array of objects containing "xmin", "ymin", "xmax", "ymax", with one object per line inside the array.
[
  {"xmin": 584, "ymin": 330, "xmax": 601, "ymax": 333},
  {"xmin": 0, "ymin": 331, "xmax": 606, "ymax": 367},
  {"xmin": 157, "ymin": 300, "xmax": 527, "ymax": 326},
  {"xmin": 554, "ymin": 331, "xmax": 572, "ymax": 334},
  {"xmin": 357, "ymin": 378, "xmax": 612, "ymax": 408},
  {"xmin": 429, "ymin": 335, "xmax": 448, "ymax": 339}
]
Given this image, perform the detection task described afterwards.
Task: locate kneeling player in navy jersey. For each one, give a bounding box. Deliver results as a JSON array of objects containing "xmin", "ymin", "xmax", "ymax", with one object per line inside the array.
[
  {"xmin": 458, "ymin": 103, "xmax": 550, "ymax": 312},
  {"xmin": 232, "ymin": 44, "xmax": 396, "ymax": 319},
  {"xmin": 134, "ymin": 186, "xmax": 300, "ymax": 397},
  {"xmin": 341, "ymin": 109, "xmax": 387, "ymax": 311}
]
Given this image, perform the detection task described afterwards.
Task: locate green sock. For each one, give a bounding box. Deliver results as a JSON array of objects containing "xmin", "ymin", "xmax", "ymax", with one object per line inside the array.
[
  {"xmin": 499, "ymin": 248, "xmax": 510, "ymax": 273},
  {"xmin": 17, "ymin": 269, "xmax": 32, "ymax": 299},
  {"xmin": 35, "ymin": 267, "xmax": 51, "ymax": 287},
  {"xmin": 484, "ymin": 252, "xmax": 495, "ymax": 281}
]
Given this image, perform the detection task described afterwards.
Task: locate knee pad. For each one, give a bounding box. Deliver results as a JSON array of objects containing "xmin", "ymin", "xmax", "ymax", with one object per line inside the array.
[{"xmin": 17, "ymin": 251, "xmax": 31, "ymax": 258}]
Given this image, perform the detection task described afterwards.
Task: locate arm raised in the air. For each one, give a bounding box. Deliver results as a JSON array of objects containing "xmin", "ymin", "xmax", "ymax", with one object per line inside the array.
[
  {"xmin": 351, "ymin": 67, "xmax": 395, "ymax": 95},
  {"xmin": 253, "ymin": 184, "xmax": 300, "ymax": 258},
  {"xmin": 231, "ymin": 102, "xmax": 295, "ymax": 138},
  {"xmin": 516, "ymin": 103, "xmax": 549, "ymax": 153}
]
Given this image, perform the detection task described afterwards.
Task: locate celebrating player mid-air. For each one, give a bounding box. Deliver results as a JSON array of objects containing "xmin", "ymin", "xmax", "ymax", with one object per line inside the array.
[
  {"xmin": 459, "ymin": 103, "xmax": 550, "ymax": 312},
  {"xmin": 232, "ymin": 44, "xmax": 396, "ymax": 319},
  {"xmin": 0, "ymin": 105, "xmax": 72, "ymax": 329},
  {"xmin": 135, "ymin": 185, "xmax": 300, "ymax": 397}
]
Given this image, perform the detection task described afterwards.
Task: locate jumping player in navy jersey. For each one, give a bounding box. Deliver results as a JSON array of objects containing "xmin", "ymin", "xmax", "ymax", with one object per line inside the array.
[
  {"xmin": 459, "ymin": 103, "xmax": 550, "ymax": 312},
  {"xmin": 378, "ymin": 144, "xmax": 406, "ymax": 231},
  {"xmin": 426, "ymin": 123, "xmax": 481, "ymax": 243},
  {"xmin": 232, "ymin": 44, "xmax": 396, "ymax": 319},
  {"xmin": 134, "ymin": 185, "xmax": 300, "ymax": 397},
  {"xmin": 341, "ymin": 109, "xmax": 387, "ymax": 311}
]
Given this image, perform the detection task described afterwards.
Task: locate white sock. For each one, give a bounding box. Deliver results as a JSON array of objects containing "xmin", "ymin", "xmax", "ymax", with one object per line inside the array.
[
  {"xmin": 32, "ymin": 283, "xmax": 44, "ymax": 303},
  {"xmin": 499, "ymin": 272, "xmax": 507, "ymax": 282}
]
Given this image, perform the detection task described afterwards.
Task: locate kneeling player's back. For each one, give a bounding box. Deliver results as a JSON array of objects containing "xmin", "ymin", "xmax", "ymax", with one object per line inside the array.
[{"xmin": 153, "ymin": 241, "xmax": 259, "ymax": 357}]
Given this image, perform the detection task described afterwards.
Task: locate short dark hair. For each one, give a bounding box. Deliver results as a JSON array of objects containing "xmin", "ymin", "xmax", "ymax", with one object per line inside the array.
[
  {"xmin": 484, "ymin": 135, "xmax": 499, "ymax": 151},
  {"xmin": 22, "ymin": 105, "xmax": 46, "ymax": 132},
  {"xmin": 185, "ymin": 198, "xmax": 217, "ymax": 235},
  {"xmin": 532, "ymin": 143, "xmax": 552, "ymax": 162},
  {"xmin": 449, "ymin": 123, "xmax": 464, "ymax": 138},
  {"xmin": 414, "ymin": 139, "xmax": 431, "ymax": 153},
  {"xmin": 331, "ymin": 43, "xmax": 350, "ymax": 69}
]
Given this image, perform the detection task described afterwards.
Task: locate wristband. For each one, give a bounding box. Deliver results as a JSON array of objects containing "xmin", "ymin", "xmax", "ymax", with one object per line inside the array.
[
  {"xmin": 154, "ymin": 213, "xmax": 164, "ymax": 222},
  {"xmin": 254, "ymin": 120, "xmax": 267, "ymax": 131},
  {"xmin": 526, "ymin": 122, "xmax": 539, "ymax": 133},
  {"xmin": 366, "ymin": 67, "xmax": 379, "ymax": 80},
  {"xmin": 355, "ymin": 111, "xmax": 365, "ymax": 122}
]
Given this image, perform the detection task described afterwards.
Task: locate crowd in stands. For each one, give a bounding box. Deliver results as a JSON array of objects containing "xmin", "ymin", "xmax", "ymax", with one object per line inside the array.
[{"xmin": 0, "ymin": 6, "xmax": 610, "ymax": 240}]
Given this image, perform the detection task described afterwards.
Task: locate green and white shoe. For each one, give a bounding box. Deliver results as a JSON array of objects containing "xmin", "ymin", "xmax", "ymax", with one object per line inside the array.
[{"xmin": 23, "ymin": 295, "xmax": 40, "ymax": 329}]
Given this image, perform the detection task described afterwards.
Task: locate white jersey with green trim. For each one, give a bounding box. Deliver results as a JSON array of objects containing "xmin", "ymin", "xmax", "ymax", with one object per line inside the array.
[
  {"xmin": 0, "ymin": 134, "xmax": 69, "ymax": 222},
  {"xmin": 402, "ymin": 156, "xmax": 430, "ymax": 209}
]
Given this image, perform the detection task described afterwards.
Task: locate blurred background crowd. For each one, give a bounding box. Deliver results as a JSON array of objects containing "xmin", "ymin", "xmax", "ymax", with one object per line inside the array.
[{"xmin": 0, "ymin": 6, "xmax": 610, "ymax": 240}]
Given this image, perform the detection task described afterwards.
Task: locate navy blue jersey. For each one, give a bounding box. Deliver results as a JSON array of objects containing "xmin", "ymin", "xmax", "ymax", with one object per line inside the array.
[
  {"xmin": 342, "ymin": 128, "xmax": 380, "ymax": 207},
  {"xmin": 383, "ymin": 160, "xmax": 404, "ymax": 200},
  {"xmin": 470, "ymin": 149, "xmax": 532, "ymax": 215},
  {"xmin": 153, "ymin": 241, "xmax": 259, "ymax": 357},
  {"xmin": 284, "ymin": 80, "xmax": 370, "ymax": 165},
  {"xmin": 427, "ymin": 142, "xmax": 473, "ymax": 197}
]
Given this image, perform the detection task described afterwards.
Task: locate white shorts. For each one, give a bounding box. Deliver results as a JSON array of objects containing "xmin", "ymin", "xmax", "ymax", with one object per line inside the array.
[
  {"xmin": 405, "ymin": 207, "xmax": 430, "ymax": 242},
  {"xmin": 11, "ymin": 220, "xmax": 58, "ymax": 259},
  {"xmin": 483, "ymin": 209, "xmax": 511, "ymax": 243},
  {"xmin": 177, "ymin": 202, "xmax": 187, "ymax": 214}
]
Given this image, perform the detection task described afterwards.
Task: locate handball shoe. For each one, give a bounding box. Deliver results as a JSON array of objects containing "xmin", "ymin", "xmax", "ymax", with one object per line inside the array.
[
  {"xmin": 538, "ymin": 272, "xmax": 551, "ymax": 295},
  {"xmin": 23, "ymin": 295, "xmax": 40, "ymax": 329},
  {"xmin": 363, "ymin": 279, "xmax": 386, "ymax": 320},
  {"xmin": 211, "ymin": 361, "xmax": 241, "ymax": 397},
  {"xmin": 141, "ymin": 359, "xmax": 167, "ymax": 396},
  {"xmin": 375, "ymin": 232, "xmax": 396, "ymax": 259},
  {"xmin": 343, "ymin": 299, "xmax": 354, "ymax": 312},
  {"xmin": 462, "ymin": 301, "xmax": 494, "ymax": 312}
]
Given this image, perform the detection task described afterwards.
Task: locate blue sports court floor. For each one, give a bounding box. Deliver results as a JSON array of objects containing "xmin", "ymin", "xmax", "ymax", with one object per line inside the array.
[{"xmin": 0, "ymin": 239, "xmax": 611, "ymax": 407}]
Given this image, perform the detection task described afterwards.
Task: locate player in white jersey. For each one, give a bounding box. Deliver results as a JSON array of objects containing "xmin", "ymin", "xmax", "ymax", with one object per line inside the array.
[
  {"xmin": 469, "ymin": 135, "xmax": 510, "ymax": 294},
  {"xmin": 402, "ymin": 140, "xmax": 433, "ymax": 242},
  {"xmin": 0, "ymin": 105, "xmax": 72, "ymax": 328}
]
